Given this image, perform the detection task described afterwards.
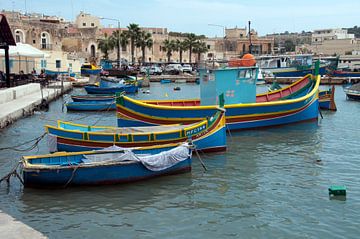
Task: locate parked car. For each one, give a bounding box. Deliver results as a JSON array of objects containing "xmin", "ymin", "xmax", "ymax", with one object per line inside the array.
[
  {"xmin": 150, "ymin": 66, "xmax": 163, "ymax": 75},
  {"xmin": 164, "ymin": 64, "xmax": 183, "ymax": 75},
  {"xmin": 182, "ymin": 64, "xmax": 192, "ymax": 73},
  {"xmin": 139, "ymin": 65, "xmax": 162, "ymax": 75},
  {"xmin": 139, "ymin": 66, "xmax": 150, "ymax": 75}
]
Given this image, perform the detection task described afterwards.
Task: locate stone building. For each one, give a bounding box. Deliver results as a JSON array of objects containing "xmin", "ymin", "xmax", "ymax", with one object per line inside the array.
[
  {"xmin": 1, "ymin": 10, "xmax": 84, "ymax": 73},
  {"xmin": 1, "ymin": 10, "xmax": 273, "ymax": 73},
  {"xmin": 205, "ymin": 27, "xmax": 274, "ymax": 61}
]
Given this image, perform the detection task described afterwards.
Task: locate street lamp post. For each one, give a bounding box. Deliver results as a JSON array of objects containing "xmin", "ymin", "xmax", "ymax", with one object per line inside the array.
[
  {"xmin": 101, "ymin": 17, "xmax": 121, "ymax": 69},
  {"xmin": 208, "ymin": 24, "xmax": 226, "ymax": 60}
]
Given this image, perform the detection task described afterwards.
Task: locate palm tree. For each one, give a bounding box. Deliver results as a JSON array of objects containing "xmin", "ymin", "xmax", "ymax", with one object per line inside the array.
[
  {"xmin": 119, "ymin": 31, "xmax": 129, "ymax": 52},
  {"xmin": 162, "ymin": 39, "xmax": 176, "ymax": 62},
  {"xmin": 193, "ymin": 40, "xmax": 208, "ymax": 62},
  {"xmin": 175, "ymin": 39, "xmax": 187, "ymax": 63},
  {"xmin": 136, "ymin": 31, "xmax": 153, "ymax": 64},
  {"xmin": 110, "ymin": 30, "xmax": 123, "ymax": 68},
  {"xmin": 97, "ymin": 33, "xmax": 114, "ymax": 60},
  {"xmin": 127, "ymin": 23, "xmax": 141, "ymax": 64},
  {"xmin": 184, "ymin": 33, "xmax": 198, "ymax": 63}
]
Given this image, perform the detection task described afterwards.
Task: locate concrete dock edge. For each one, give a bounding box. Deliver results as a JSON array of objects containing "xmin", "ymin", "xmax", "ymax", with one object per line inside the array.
[{"xmin": 0, "ymin": 210, "xmax": 47, "ymax": 239}]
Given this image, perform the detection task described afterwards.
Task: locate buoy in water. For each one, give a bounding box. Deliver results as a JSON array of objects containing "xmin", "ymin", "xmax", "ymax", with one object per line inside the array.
[
  {"xmin": 174, "ymin": 87, "xmax": 181, "ymax": 91},
  {"xmin": 329, "ymin": 185, "xmax": 346, "ymax": 199}
]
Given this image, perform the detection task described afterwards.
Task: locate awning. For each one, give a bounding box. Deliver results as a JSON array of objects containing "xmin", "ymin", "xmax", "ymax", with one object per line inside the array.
[{"xmin": 0, "ymin": 43, "xmax": 49, "ymax": 58}]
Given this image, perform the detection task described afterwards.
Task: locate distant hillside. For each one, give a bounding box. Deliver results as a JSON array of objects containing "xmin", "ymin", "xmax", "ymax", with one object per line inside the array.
[{"xmin": 347, "ymin": 26, "xmax": 360, "ymax": 38}]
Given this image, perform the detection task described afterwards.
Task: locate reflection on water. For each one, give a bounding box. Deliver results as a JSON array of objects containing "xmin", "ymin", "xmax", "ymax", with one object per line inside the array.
[{"xmin": 0, "ymin": 85, "xmax": 359, "ymax": 238}]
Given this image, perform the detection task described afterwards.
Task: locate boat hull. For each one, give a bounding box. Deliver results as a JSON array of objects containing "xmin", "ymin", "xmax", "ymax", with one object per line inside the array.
[
  {"xmin": 46, "ymin": 111, "xmax": 227, "ymax": 153},
  {"xmin": 272, "ymin": 66, "xmax": 327, "ymax": 77},
  {"xmin": 66, "ymin": 101, "xmax": 116, "ymax": 111},
  {"xmin": 84, "ymin": 85, "xmax": 138, "ymax": 94},
  {"xmin": 81, "ymin": 68, "xmax": 101, "ymax": 75},
  {"xmin": 116, "ymin": 75, "xmax": 320, "ymax": 130},
  {"xmin": 22, "ymin": 145, "xmax": 191, "ymax": 188},
  {"xmin": 319, "ymin": 86, "xmax": 337, "ymax": 111},
  {"xmin": 71, "ymin": 95, "xmax": 115, "ymax": 102},
  {"xmin": 345, "ymin": 92, "xmax": 360, "ymax": 101}
]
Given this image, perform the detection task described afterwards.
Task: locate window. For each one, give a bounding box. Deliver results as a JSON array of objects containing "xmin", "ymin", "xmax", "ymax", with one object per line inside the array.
[
  {"xmin": 33, "ymin": 40, "xmax": 36, "ymax": 44},
  {"xmin": 41, "ymin": 32, "xmax": 51, "ymax": 49},
  {"xmin": 91, "ymin": 23, "xmax": 95, "ymax": 27},
  {"xmin": 90, "ymin": 45, "xmax": 96, "ymax": 57},
  {"xmin": 40, "ymin": 59, "xmax": 47, "ymax": 68},
  {"xmin": 83, "ymin": 22, "xmax": 86, "ymax": 26},
  {"xmin": 14, "ymin": 29, "xmax": 25, "ymax": 43},
  {"xmin": 207, "ymin": 45, "xmax": 210, "ymax": 49}
]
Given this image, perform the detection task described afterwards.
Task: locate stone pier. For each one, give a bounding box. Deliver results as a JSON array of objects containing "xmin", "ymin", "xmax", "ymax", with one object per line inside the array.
[{"xmin": 0, "ymin": 82, "xmax": 72, "ymax": 129}]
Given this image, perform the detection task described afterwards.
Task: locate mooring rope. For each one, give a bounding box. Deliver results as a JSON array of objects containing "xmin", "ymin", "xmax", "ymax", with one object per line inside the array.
[
  {"xmin": 0, "ymin": 160, "xmax": 24, "ymax": 185},
  {"xmin": 0, "ymin": 132, "xmax": 48, "ymax": 152}
]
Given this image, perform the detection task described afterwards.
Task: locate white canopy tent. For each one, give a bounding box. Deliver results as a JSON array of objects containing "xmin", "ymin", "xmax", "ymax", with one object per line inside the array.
[
  {"xmin": 0, "ymin": 43, "xmax": 48, "ymax": 58},
  {"xmin": 0, "ymin": 43, "xmax": 49, "ymax": 73}
]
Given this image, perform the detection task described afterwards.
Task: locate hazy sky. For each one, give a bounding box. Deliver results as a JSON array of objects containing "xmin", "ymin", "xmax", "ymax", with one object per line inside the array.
[{"xmin": 2, "ymin": 0, "xmax": 360, "ymax": 36}]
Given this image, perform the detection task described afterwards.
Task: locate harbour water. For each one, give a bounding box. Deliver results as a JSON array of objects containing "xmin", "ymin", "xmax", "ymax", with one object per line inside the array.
[{"xmin": 0, "ymin": 83, "xmax": 359, "ymax": 238}]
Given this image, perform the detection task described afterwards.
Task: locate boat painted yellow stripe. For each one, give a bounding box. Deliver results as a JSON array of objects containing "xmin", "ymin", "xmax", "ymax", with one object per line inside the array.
[
  {"xmin": 119, "ymin": 75, "xmax": 320, "ymax": 110},
  {"xmin": 47, "ymin": 115, "xmax": 213, "ymax": 136},
  {"xmin": 226, "ymin": 94, "xmax": 316, "ymax": 120},
  {"xmin": 49, "ymin": 121, "xmax": 222, "ymax": 145},
  {"xmin": 256, "ymin": 74, "xmax": 311, "ymax": 97}
]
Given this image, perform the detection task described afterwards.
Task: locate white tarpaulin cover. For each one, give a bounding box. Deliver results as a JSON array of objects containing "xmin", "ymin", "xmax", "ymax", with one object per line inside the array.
[
  {"xmin": 83, "ymin": 144, "xmax": 191, "ymax": 171},
  {"xmin": 0, "ymin": 43, "xmax": 48, "ymax": 58}
]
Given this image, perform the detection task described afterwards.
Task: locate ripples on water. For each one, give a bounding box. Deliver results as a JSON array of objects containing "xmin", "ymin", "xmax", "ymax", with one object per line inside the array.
[{"xmin": 0, "ymin": 84, "xmax": 359, "ymax": 238}]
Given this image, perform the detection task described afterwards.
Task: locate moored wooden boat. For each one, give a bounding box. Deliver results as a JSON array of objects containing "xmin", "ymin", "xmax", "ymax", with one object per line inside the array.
[
  {"xmin": 319, "ymin": 86, "xmax": 337, "ymax": 111},
  {"xmin": 45, "ymin": 110, "xmax": 226, "ymax": 153},
  {"xmin": 344, "ymin": 83, "xmax": 360, "ymax": 101},
  {"xmin": 22, "ymin": 143, "xmax": 192, "ymax": 188},
  {"xmin": 84, "ymin": 84, "xmax": 138, "ymax": 94},
  {"xmin": 330, "ymin": 70, "xmax": 360, "ymax": 78},
  {"xmin": 116, "ymin": 69, "xmax": 321, "ymax": 130},
  {"xmin": 65, "ymin": 101, "xmax": 116, "ymax": 111},
  {"xmin": 71, "ymin": 94, "xmax": 115, "ymax": 102},
  {"xmin": 81, "ymin": 63, "xmax": 102, "ymax": 76}
]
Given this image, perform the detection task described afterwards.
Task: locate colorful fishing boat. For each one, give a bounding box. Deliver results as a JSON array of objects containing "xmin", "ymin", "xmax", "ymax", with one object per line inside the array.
[
  {"xmin": 258, "ymin": 54, "xmax": 329, "ymax": 77},
  {"xmin": 319, "ymin": 86, "xmax": 337, "ymax": 111},
  {"xmin": 21, "ymin": 143, "xmax": 192, "ymax": 188},
  {"xmin": 84, "ymin": 84, "xmax": 138, "ymax": 94},
  {"xmin": 65, "ymin": 101, "xmax": 116, "ymax": 111},
  {"xmin": 116, "ymin": 65, "xmax": 321, "ymax": 130},
  {"xmin": 80, "ymin": 63, "xmax": 102, "ymax": 75},
  {"xmin": 344, "ymin": 83, "xmax": 360, "ymax": 101},
  {"xmin": 71, "ymin": 94, "xmax": 115, "ymax": 102},
  {"xmin": 329, "ymin": 70, "xmax": 360, "ymax": 78},
  {"xmin": 45, "ymin": 109, "xmax": 226, "ymax": 153}
]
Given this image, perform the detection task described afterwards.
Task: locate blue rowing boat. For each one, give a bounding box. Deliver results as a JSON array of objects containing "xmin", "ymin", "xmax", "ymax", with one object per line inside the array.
[
  {"xmin": 84, "ymin": 84, "xmax": 138, "ymax": 94},
  {"xmin": 71, "ymin": 94, "xmax": 115, "ymax": 102},
  {"xmin": 66, "ymin": 101, "xmax": 116, "ymax": 111},
  {"xmin": 21, "ymin": 143, "xmax": 192, "ymax": 188}
]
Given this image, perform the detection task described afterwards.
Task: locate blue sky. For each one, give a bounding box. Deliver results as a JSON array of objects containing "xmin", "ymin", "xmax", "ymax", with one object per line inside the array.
[{"xmin": 2, "ymin": 0, "xmax": 360, "ymax": 36}]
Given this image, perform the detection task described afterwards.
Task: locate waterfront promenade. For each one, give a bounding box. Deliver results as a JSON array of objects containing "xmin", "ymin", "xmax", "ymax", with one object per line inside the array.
[
  {"xmin": 0, "ymin": 210, "xmax": 46, "ymax": 239},
  {"xmin": 0, "ymin": 82, "xmax": 72, "ymax": 129}
]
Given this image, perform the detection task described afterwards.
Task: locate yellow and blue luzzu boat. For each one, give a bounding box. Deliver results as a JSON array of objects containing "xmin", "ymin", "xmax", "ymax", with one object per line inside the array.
[
  {"xmin": 80, "ymin": 63, "xmax": 102, "ymax": 75},
  {"xmin": 21, "ymin": 143, "xmax": 192, "ymax": 188},
  {"xmin": 45, "ymin": 110, "xmax": 226, "ymax": 153},
  {"xmin": 319, "ymin": 86, "xmax": 337, "ymax": 111},
  {"xmin": 116, "ymin": 66, "xmax": 321, "ymax": 130}
]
